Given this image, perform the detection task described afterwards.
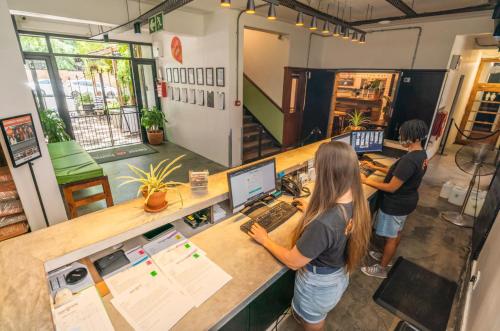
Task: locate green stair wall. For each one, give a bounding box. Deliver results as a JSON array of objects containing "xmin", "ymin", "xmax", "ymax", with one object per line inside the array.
[{"xmin": 243, "ymin": 75, "xmax": 283, "ymax": 144}]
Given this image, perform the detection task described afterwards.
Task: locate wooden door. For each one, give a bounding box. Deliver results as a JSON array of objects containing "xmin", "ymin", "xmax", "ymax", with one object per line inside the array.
[
  {"xmin": 457, "ymin": 58, "xmax": 500, "ymax": 146},
  {"xmin": 282, "ymin": 67, "xmax": 307, "ymax": 148}
]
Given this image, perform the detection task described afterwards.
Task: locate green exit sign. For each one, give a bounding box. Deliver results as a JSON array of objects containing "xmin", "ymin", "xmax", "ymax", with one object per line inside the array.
[{"xmin": 149, "ymin": 12, "xmax": 163, "ymax": 33}]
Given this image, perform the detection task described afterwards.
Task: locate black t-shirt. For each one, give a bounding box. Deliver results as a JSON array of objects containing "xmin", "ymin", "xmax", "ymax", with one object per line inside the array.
[
  {"xmin": 296, "ymin": 203, "xmax": 352, "ymax": 268},
  {"xmin": 381, "ymin": 150, "xmax": 428, "ymax": 216}
]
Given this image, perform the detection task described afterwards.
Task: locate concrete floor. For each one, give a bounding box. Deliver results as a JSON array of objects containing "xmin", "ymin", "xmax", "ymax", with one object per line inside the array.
[
  {"xmin": 76, "ymin": 142, "xmax": 226, "ymax": 215},
  {"xmin": 275, "ymin": 145, "xmax": 488, "ymax": 331}
]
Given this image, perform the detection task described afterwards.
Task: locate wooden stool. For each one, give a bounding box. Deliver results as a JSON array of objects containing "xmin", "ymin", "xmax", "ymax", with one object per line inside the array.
[{"xmin": 62, "ymin": 176, "xmax": 113, "ymax": 219}]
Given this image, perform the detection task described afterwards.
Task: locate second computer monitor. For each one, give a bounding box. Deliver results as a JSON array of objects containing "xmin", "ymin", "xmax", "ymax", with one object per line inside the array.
[
  {"xmin": 227, "ymin": 158, "xmax": 277, "ymax": 212},
  {"xmin": 331, "ymin": 132, "xmax": 351, "ymax": 145},
  {"xmin": 351, "ymin": 129, "xmax": 384, "ymax": 153}
]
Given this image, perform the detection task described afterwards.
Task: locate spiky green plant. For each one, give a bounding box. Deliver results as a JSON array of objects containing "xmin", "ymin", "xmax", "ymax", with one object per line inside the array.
[
  {"xmin": 117, "ymin": 155, "xmax": 186, "ymax": 205},
  {"xmin": 346, "ymin": 110, "xmax": 370, "ymax": 128}
]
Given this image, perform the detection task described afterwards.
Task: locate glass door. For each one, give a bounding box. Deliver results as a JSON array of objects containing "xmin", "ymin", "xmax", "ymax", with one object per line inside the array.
[
  {"xmin": 133, "ymin": 60, "xmax": 158, "ymax": 111},
  {"xmin": 24, "ymin": 55, "xmax": 73, "ymax": 137}
]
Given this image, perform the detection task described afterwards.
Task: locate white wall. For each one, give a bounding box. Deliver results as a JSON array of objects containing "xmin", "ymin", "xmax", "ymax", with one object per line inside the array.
[
  {"xmin": 243, "ymin": 29, "xmax": 290, "ymax": 107},
  {"xmin": 313, "ymin": 14, "xmax": 493, "ymax": 70},
  {"xmin": 0, "ymin": 0, "xmax": 67, "ymax": 230},
  {"xmin": 153, "ymin": 9, "xmax": 241, "ymax": 167}
]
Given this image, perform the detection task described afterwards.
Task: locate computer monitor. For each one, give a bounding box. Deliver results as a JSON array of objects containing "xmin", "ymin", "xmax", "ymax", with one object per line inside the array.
[
  {"xmin": 331, "ymin": 132, "xmax": 351, "ymax": 145},
  {"xmin": 351, "ymin": 129, "xmax": 384, "ymax": 153},
  {"xmin": 227, "ymin": 158, "xmax": 277, "ymax": 212}
]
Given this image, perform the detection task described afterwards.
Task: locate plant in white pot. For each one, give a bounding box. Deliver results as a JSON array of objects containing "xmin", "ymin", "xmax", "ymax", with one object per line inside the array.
[{"xmin": 141, "ymin": 106, "xmax": 167, "ymax": 145}]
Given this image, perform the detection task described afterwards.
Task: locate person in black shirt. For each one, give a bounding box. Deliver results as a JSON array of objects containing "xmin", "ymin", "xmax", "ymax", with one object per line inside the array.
[
  {"xmin": 248, "ymin": 141, "xmax": 371, "ymax": 331},
  {"xmin": 360, "ymin": 119, "xmax": 429, "ymax": 278}
]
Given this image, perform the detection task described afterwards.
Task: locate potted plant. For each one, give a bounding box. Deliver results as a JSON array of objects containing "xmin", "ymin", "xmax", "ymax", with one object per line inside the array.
[
  {"xmin": 141, "ymin": 106, "xmax": 167, "ymax": 145},
  {"xmin": 39, "ymin": 109, "xmax": 71, "ymax": 143},
  {"xmin": 343, "ymin": 110, "xmax": 370, "ymax": 133},
  {"xmin": 118, "ymin": 155, "xmax": 185, "ymax": 212}
]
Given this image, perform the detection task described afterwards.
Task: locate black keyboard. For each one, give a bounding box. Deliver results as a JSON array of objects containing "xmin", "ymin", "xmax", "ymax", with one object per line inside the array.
[
  {"xmin": 360, "ymin": 165, "xmax": 375, "ymax": 177},
  {"xmin": 240, "ymin": 201, "xmax": 298, "ymax": 234}
]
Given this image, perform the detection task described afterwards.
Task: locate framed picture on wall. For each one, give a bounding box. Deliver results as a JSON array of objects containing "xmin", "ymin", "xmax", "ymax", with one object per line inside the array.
[
  {"xmin": 216, "ymin": 67, "xmax": 225, "ymax": 87},
  {"xmin": 206, "ymin": 68, "xmax": 214, "ymax": 86},
  {"xmin": 173, "ymin": 68, "xmax": 179, "ymax": 83},
  {"xmin": 188, "ymin": 68, "xmax": 195, "ymax": 85},
  {"xmin": 168, "ymin": 86, "xmax": 174, "ymax": 100},
  {"xmin": 216, "ymin": 92, "xmax": 225, "ymax": 110},
  {"xmin": 196, "ymin": 68, "xmax": 204, "ymax": 85},
  {"xmin": 207, "ymin": 91, "xmax": 215, "ymax": 108},
  {"xmin": 174, "ymin": 87, "xmax": 180, "ymax": 101},
  {"xmin": 188, "ymin": 88, "xmax": 196, "ymax": 104},
  {"xmin": 0, "ymin": 114, "xmax": 42, "ymax": 168},
  {"xmin": 180, "ymin": 68, "xmax": 187, "ymax": 84},
  {"xmin": 197, "ymin": 90, "xmax": 204, "ymax": 106},
  {"xmin": 181, "ymin": 88, "xmax": 188, "ymax": 102},
  {"xmin": 166, "ymin": 68, "xmax": 172, "ymax": 83}
]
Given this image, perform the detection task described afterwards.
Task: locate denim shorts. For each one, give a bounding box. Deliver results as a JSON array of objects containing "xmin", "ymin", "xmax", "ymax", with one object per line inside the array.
[
  {"xmin": 291, "ymin": 266, "xmax": 349, "ymax": 324},
  {"xmin": 375, "ymin": 209, "xmax": 408, "ymax": 238}
]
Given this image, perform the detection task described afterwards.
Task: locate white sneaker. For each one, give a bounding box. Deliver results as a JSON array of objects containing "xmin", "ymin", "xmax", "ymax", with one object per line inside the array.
[
  {"xmin": 361, "ymin": 264, "xmax": 388, "ymax": 279},
  {"xmin": 368, "ymin": 250, "xmax": 393, "ymax": 267}
]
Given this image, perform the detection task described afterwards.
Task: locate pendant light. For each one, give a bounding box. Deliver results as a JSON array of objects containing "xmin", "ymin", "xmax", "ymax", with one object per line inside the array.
[
  {"xmin": 309, "ymin": 16, "xmax": 318, "ymax": 30},
  {"xmin": 342, "ymin": 26, "xmax": 350, "ymax": 39},
  {"xmin": 295, "ymin": 12, "xmax": 305, "ymax": 26},
  {"xmin": 359, "ymin": 33, "xmax": 366, "ymax": 44},
  {"xmin": 351, "ymin": 31, "xmax": 359, "ymax": 42},
  {"xmin": 267, "ymin": 3, "xmax": 277, "ymax": 20},
  {"xmin": 133, "ymin": 21, "xmax": 141, "ymax": 34},
  {"xmin": 220, "ymin": 0, "xmax": 231, "ymax": 8},
  {"xmin": 322, "ymin": 21, "xmax": 330, "ymax": 34},
  {"xmin": 333, "ymin": 24, "xmax": 341, "ymax": 37},
  {"xmin": 103, "ymin": 34, "xmax": 109, "ymax": 42},
  {"xmin": 246, "ymin": 0, "xmax": 256, "ymax": 14}
]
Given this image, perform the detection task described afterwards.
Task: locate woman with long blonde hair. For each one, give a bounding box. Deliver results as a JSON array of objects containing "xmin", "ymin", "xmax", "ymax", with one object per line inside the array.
[{"xmin": 249, "ymin": 141, "xmax": 371, "ymax": 331}]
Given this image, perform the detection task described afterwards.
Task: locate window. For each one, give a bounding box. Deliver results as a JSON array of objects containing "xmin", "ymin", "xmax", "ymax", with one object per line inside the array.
[
  {"xmin": 50, "ymin": 37, "xmax": 131, "ymax": 57},
  {"xmin": 132, "ymin": 44, "xmax": 153, "ymax": 59},
  {"xmin": 19, "ymin": 34, "xmax": 48, "ymax": 53}
]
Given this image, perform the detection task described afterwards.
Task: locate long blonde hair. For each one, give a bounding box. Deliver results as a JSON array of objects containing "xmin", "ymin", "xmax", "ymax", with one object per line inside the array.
[{"xmin": 292, "ymin": 141, "xmax": 371, "ymax": 272}]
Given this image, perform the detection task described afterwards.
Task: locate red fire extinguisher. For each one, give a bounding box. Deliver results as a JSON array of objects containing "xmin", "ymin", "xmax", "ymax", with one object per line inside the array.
[{"xmin": 157, "ymin": 81, "xmax": 167, "ymax": 98}]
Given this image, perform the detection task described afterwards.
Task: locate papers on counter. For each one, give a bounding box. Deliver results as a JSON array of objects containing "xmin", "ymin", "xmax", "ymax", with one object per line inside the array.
[
  {"xmin": 104, "ymin": 257, "xmax": 158, "ymax": 298},
  {"xmin": 53, "ymin": 286, "xmax": 114, "ymax": 331},
  {"xmin": 110, "ymin": 268, "xmax": 193, "ymax": 331},
  {"xmin": 142, "ymin": 230, "xmax": 186, "ymax": 256}
]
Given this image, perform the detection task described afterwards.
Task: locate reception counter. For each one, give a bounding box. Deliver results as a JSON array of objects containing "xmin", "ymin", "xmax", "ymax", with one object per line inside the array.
[{"xmin": 0, "ymin": 139, "xmax": 393, "ymax": 330}]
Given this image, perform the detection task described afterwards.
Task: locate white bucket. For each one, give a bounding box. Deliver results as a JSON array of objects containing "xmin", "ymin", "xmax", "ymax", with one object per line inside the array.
[
  {"xmin": 465, "ymin": 194, "xmax": 486, "ymax": 217},
  {"xmin": 440, "ymin": 181, "xmax": 455, "ymax": 199},
  {"xmin": 448, "ymin": 186, "xmax": 467, "ymax": 206}
]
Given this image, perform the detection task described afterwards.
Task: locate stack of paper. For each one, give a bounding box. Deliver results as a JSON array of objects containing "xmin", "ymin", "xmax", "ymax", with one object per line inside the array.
[{"xmin": 52, "ymin": 286, "xmax": 114, "ymax": 331}]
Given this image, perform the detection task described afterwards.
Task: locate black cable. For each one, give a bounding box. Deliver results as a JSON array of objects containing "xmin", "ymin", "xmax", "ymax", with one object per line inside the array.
[{"xmin": 453, "ymin": 122, "xmax": 500, "ymax": 140}]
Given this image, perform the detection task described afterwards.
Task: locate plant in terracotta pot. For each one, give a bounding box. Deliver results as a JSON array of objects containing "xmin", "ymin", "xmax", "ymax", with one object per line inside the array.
[
  {"xmin": 118, "ymin": 155, "xmax": 185, "ymax": 212},
  {"xmin": 343, "ymin": 110, "xmax": 370, "ymax": 133},
  {"xmin": 141, "ymin": 106, "xmax": 167, "ymax": 145}
]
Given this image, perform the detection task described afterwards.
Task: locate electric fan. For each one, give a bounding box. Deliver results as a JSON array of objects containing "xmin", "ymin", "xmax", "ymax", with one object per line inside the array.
[{"xmin": 440, "ymin": 143, "xmax": 498, "ymax": 227}]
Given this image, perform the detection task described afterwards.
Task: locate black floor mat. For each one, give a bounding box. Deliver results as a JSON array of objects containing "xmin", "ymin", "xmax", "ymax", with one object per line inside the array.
[
  {"xmin": 89, "ymin": 144, "xmax": 157, "ymax": 164},
  {"xmin": 373, "ymin": 257, "xmax": 457, "ymax": 331}
]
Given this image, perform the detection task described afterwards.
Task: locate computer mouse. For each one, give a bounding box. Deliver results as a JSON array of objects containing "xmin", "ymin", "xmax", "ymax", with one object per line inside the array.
[
  {"xmin": 65, "ymin": 267, "xmax": 88, "ymax": 285},
  {"xmin": 291, "ymin": 200, "xmax": 303, "ymax": 208}
]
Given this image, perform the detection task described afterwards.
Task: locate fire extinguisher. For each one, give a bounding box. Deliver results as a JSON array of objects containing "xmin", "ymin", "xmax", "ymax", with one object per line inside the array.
[{"xmin": 157, "ymin": 81, "xmax": 167, "ymax": 98}]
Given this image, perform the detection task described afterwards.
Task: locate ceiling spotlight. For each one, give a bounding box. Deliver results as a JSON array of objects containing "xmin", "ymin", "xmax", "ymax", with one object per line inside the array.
[
  {"xmin": 296, "ymin": 12, "xmax": 304, "ymax": 26},
  {"xmin": 103, "ymin": 34, "xmax": 109, "ymax": 42},
  {"xmin": 342, "ymin": 26, "xmax": 350, "ymax": 39},
  {"xmin": 351, "ymin": 31, "xmax": 359, "ymax": 42},
  {"xmin": 133, "ymin": 22, "xmax": 141, "ymax": 34},
  {"xmin": 333, "ymin": 24, "xmax": 341, "ymax": 37},
  {"xmin": 378, "ymin": 20, "xmax": 391, "ymax": 25},
  {"xmin": 309, "ymin": 16, "xmax": 318, "ymax": 30},
  {"xmin": 267, "ymin": 3, "xmax": 277, "ymax": 20},
  {"xmin": 246, "ymin": 0, "xmax": 255, "ymax": 14},
  {"xmin": 322, "ymin": 21, "xmax": 330, "ymax": 34},
  {"xmin": 220, "ymin": 0, "xmax": 231, "ymax": 8},
  {"xmin": 359, "ymin": 34, "xmax": 366, "ymax": 44}
]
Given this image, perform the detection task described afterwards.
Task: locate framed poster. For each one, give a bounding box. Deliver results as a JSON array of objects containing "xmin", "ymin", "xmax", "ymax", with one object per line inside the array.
[
  {"xmin": 168, "ymin": 86, "xmax": 174, "ymax": 100},
  {"xmin": 181, "ymin": 88, "xmax": 188, "ymax": 102},
  {"xmin": 206, "ymin": 68, "xmax": 214, "ymax": 86},
  {"xmin": 196, "ymin": 68, "xmax": 204, "ymax": 85},
  {"xmin": 216, "ymin": 67, "xmax": 225, "ymax": 87},
  {"xmin": 188, "ymin": 68, "xmax": 195, "ymax": 85},
  {"xmin": 216, "ymin": 92, "xmax": 225, "ymax": 110},
  {"xmin": 166, "ymin": 68, "xmax": 172, "ymax": 83},
  {"xmin": 207, "ymin": 91, "xmax": 215, "ymax": 108},
  {"xmin": 173, "ymin": 68, "xmax": 179, "ymax": 83},
  {"xmin": 188, "ymin": 89, "xmax": 196, "ymax": 104},
  {"xmin": 0, "ymin": 114, "xmax": 42, "ymax": 167},
  {"xmin": 180, "ymin": 68, "xmax": 187, "ymax": 84},
  {"xmin": 174, "ymin": 87, "xmax": 181, "ymax": 101},
  {"xmin": 197, "ymin": 90, "xmax": 205, "ymax": 106}
]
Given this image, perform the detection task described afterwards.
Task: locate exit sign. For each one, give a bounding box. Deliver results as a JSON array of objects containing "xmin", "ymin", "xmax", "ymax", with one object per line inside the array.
[{"xmin": 149, "ymin": 12, "xmax": 163, "ymax": 33}]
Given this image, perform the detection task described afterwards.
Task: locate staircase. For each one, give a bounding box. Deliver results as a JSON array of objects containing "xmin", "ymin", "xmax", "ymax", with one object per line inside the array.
[{"xmin": 243, "ymin": 109, "xmax": 281, "ymax": 163}]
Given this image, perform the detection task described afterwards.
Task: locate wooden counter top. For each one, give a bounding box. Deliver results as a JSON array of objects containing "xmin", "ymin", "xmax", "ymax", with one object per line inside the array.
[{"xmin": 0, "ymin": 139, "xmax": 392, "ymax": 331}]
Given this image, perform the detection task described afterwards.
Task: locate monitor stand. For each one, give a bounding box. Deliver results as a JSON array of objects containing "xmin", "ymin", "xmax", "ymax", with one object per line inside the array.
[{"xmin": 241, "ymin": 198, "xmax": 270, "ymax": 218}]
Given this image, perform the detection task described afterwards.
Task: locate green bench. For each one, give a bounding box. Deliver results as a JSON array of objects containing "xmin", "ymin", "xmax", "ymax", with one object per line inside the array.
[{"xmin": 48, "ymin": 141, "xmax": 113, "ymax": 218}]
